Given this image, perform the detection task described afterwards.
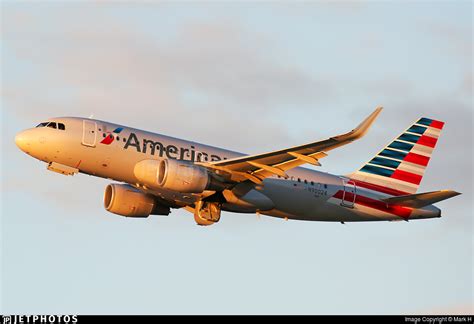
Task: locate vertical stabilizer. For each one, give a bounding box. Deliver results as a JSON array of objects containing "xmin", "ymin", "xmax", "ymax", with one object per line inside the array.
[{"xmin": 350, "ymin": 117, "xmax": 444, "ymax": 195}]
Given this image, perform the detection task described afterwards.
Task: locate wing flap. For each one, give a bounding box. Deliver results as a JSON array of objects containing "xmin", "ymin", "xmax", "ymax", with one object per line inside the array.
[{"xmin": 381, "ymin": 190, "xmax": 461, "ymax": 208}]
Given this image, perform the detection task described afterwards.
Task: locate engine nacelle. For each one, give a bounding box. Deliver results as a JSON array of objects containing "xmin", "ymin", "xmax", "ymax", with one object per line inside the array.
[
  {"xmin": 103, "ymin": 183, "xmax": 170, "ymax": 217},
  {"xmin": 134, "ymin": 159, "xmax": 212, "ymax": 193}
]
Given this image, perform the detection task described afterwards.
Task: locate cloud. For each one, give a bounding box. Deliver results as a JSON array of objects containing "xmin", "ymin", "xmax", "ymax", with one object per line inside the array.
[
  {"xmin": 2, "ymin": 3, "xmax": 329, "ymax": 213},
  {"xmin": 423, "ymin": 19, "xmax": 472, "ymax": 64},
  {"xmin": 3, "ymin": 3, "xmax": 472, "ymax": 210},
  {"xmin": 2, "ymin": 3, "xmax": 472, "ymax": 315},
  {"xmin": 2, "ymin": 5, "xmax": 332, "ymax": 152}
]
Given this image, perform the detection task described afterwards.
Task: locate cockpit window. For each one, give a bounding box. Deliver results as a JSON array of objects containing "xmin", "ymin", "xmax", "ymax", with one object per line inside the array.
[{"xmin": 35, "ymin": 121, "xmax": 65, "ymax": 130}]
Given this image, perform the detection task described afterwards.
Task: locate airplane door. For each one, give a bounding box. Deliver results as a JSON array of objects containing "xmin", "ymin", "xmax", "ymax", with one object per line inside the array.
[
  {"xmin": 82, "ymin": 120, "xmax": 97, "ymax": 147},
  {"xmin": 341, "ymin": 178, "xmax": 356, "ymax": 208}
]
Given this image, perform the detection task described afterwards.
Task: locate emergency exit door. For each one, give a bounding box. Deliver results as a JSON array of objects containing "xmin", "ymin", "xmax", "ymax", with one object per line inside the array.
[{"xmin": 82, "ymin": 120, "xmax": 97, "ymax": 147}]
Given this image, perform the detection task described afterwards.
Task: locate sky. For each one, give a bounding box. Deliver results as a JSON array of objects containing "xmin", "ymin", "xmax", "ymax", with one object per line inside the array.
[{"xmin": 1, "ymin": 1, "xmax": 473, "ymax": 315}]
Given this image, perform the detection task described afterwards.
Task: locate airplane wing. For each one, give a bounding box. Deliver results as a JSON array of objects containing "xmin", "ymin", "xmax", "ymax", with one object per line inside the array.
[{"xmin": 200, "ymin": 107, "xmax": 383, "ymax": 184}]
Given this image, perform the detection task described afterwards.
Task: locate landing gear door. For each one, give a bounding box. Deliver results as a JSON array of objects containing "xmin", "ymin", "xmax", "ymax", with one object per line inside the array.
[
  {"xmin": 82, "ymin": 120, "xmax": 97, "ymax": 147},
  {"xmin": 341, "ymin": 178, "xmax": 356, "ymax": 208}
]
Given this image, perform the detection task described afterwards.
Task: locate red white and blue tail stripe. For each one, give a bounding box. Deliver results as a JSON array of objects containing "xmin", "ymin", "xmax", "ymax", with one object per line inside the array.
[{"xmin": 350, "ymin": 117, "xmax": 444, "ymax": 195}]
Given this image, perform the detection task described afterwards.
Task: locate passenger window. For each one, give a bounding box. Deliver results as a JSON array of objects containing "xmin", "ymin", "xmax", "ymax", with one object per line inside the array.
[
  {"xmin": 116, "ymin": 136, "xmax": 120, "ymax": 141},
  {"xmin": 298, "ymin": 178, "xmax": 301, "ymax": 182},
  {"xmin": 58, "ymin": 123, "xmax": 65, "ymax": 130},
  {"xmin": 304, "ymin": 179, "xmax": 308, "ymax": 184},
  {"xmin": 47, "ymin": 122, "xmax": 57, "ymax": 129},
  {"xmin": 311, "ymin": 181, "xmax": 314, "ymax": 186}
]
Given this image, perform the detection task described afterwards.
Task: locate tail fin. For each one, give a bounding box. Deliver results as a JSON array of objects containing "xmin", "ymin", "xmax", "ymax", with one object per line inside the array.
[{"xmin": 350, "ymin": 117, "xmax": 445, "ymax": 195}]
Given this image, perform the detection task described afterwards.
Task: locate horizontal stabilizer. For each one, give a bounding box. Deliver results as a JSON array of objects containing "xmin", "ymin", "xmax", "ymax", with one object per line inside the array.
[{"xmin": 381, "ymin": 190, "xmax": 461, "ymax": 208}]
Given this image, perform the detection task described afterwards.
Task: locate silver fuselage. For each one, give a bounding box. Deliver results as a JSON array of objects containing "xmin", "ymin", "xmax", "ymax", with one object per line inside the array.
[{"xmin": 15, "ymin": 117, "xmax": 441, "ymax": 222}]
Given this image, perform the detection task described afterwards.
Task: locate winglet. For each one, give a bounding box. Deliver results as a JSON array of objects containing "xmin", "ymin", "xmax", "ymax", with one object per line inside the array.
[{"xmin": 332, "ymin": 106, "xmax": 383, "ymax": 142}]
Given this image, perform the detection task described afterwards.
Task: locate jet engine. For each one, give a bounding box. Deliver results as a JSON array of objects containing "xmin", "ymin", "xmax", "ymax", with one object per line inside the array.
[
  {"xmin": 104, "ymin": 183, "xmax": 170, "ymax": 217},
  {"xmin": 134, "ymin": 159, "xmax": 225, "ymax": 193}
]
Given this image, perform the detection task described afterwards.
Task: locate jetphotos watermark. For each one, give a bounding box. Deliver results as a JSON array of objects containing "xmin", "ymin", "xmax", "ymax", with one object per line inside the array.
[{"xmin": 1, "ymin": 316, "xmax": 77, "ymax": 324}]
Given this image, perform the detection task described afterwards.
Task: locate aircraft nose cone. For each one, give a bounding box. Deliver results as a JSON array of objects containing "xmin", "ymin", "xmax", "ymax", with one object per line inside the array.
[{"xmin": 15, "ymin": 131, "xmax": 29, "ymax": 152}]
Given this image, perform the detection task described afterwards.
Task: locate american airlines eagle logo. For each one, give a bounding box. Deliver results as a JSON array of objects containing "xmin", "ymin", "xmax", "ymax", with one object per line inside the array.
[{"xmin": 100, "ymin": 127, "xmax": 124, "ymax": 145}]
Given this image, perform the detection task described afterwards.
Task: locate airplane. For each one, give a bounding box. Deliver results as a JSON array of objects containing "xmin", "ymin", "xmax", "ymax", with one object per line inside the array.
[{"xmin": 15, "ymin": 107, "xmax": 461, "ymax": 226}]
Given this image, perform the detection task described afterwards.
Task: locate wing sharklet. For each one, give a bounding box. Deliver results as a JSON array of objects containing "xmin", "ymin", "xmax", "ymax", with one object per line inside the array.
[{"xmin": 331, "ymin": 106, "xmax": 383, "ymax": 142}]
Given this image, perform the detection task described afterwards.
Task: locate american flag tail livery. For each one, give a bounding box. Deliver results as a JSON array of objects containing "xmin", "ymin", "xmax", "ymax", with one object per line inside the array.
[{"xmin": 349, "ymin": 117, "xmax": 445, "ymax": 196}]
